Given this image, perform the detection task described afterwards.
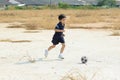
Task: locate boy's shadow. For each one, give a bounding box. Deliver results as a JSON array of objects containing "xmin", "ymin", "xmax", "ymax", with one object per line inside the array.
[{"xmin": 15, "ymin": 58, "xmax": 63, "ymax": 65}]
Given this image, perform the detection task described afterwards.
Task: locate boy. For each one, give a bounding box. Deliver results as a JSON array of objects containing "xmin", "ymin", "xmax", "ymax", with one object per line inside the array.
[{"xmin": 45, "ymin": 14, "xmax": 66, "ymax": 59}]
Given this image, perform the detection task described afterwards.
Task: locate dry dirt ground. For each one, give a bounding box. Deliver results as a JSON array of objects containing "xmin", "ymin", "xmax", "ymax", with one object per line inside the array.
[{"xmin": 0, "ymin": 23, "xmax": 120, "ymax": 80}]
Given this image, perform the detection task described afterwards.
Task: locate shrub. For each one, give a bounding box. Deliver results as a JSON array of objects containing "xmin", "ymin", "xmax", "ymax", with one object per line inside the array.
[
  {"xmin": 58, "ymin": 2, "xmax": 70, "ymax": 9},
  {"xmin": 98, "ymin": 0, "xmax": 116, "ymax": 7}
]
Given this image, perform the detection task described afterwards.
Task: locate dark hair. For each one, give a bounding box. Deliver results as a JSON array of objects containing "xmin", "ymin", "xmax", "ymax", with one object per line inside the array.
[{"xmin": 58, "ymin": 14, "xmax": 66, "ymax": 20}]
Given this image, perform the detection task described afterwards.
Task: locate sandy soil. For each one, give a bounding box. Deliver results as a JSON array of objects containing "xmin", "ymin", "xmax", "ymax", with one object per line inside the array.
[{"xmin": 0, "ymin": 23, "xmax": 120, "ymax": 80}]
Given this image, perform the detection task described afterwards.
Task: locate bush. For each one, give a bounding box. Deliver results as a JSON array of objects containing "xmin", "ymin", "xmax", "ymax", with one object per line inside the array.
[
  {"xmin": 77, "ymin": 5, "xmax": 100, "ymax": 9},
  {"xmin": 58, "ymin": 2, "xmax": 100, "ymax": 9},
  {"xmin": 98, "ymin": 0, "xmax": 116, "ymax": 7},
  {"xmin": 58, "ymin": 2, "xmax": 70, "ymax": 9},
  {"xmin": 7, "ymin": 5, "xmax": 47, "ymax": 10},
  {"xmin": 15, "ymin": 6, "xmax": 25, "ymax": 10}
]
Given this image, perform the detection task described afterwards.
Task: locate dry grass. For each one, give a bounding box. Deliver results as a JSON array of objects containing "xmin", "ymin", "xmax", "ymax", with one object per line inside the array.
[
  {"xmin": 11, "ymin": 40, "xmax": 31, "ymax": 43},
  {"xmin": 7, "ymin": 24, "xmax": 24, "ymax": 28},
  {"xmin": 0, "ymin": 9, "xmax": 120, "ymax": 30},
  {"xmin": 61, "ymin": 69, "xmax": 98, "ymax": 80},
  {"xmin": 19, "ymin": 52, "xmax": 36, "ymax": 63},
  {"xmin": 61, "ymin": 69, "xmax": 87, "ymax": 80},
  {"xmin": 110, "ymin": 31, "xmax": 120, "ymax": 36},
  {"xmin": 23, "ymin": 30, "xmax": 40, "ymax": 33},
  {"xmin": 61, "ymin": 69, "xmax": 102, "ymax": 80},
  {"xmin": 0, "ymin": 39, "xmax": 31, "ymax": 43},
  {"xmin": 0, "ymin": 39, "xmax": 11, "ymax": 42}
]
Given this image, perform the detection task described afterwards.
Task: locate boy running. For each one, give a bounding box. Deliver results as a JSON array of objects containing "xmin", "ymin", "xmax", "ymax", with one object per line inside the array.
[{"xmin": 45, "ymin": 14, "xmax": 66, "ymax": 59}]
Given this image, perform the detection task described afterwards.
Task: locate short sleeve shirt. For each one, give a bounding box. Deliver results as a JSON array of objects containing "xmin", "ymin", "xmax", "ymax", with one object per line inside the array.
[{"xmin": 54, "ymin": 22, "xmax": 65, "ymax": 37}]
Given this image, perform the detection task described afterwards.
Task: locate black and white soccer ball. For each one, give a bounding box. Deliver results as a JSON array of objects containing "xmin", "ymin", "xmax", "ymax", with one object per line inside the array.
[{"xmin": 81, "ymin": 56, "xmax": 88, "ymax": 64}]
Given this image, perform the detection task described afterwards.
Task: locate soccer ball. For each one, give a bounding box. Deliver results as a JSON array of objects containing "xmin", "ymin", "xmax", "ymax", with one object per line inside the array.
[{"xmin": 81, "ymin": 56, "xmax": 88, "ymax": 64}]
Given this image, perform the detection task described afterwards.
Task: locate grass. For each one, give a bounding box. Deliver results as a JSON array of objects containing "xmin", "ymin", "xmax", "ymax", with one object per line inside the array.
[
  {"xmin": 61, "ymin": 69, "xmax": 87, "ymax": 80},
  {"xmin": 5, "ymin": 5, "xmax": 102, "ymax": 10},
  {"xmin": 7, "ymin": 24, "xmax": 24, "ymax": 28},
  {"xmin": 0, "ymin": 9, "xmax": 120, "ymax": 30},
  {"xmin": 23, "ymin": 30, "xmax": 40, "ymax": 33},
  {"xmin": 110, "ymin": 31, "xmax": 120, "ymax": 36},
  {"xmin": 61, "ymin": 69, "xmax": 98, "ymax": 80},
  {"xmin": 0, "ymin": 39, "xmax": 31, "ymax": 43},
  {"xmin": 19, "ymin": 52, "xmax": 36, "ymax": 63}
]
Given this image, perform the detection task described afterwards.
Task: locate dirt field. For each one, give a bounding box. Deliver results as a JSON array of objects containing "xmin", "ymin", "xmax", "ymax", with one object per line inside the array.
[{"xmin": 0, "ymin": 23, "xmax": 120, "ymax": 80}]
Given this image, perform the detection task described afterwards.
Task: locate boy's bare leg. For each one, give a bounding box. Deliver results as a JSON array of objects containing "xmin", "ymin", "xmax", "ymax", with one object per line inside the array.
[
  {"xmin": 45, "ymin": 45, "xmax": 56, "ymax": 58},
  {"xmin": 59, "ymin": 43, "xmax": 65, "ymax": 59},
  {"xmin": 48, "ymin": 45, "xmax": 56, "ymax": 51},
  {"xmin": 60, "ymin": 43, "xmax": 65, "ymax": 54}
]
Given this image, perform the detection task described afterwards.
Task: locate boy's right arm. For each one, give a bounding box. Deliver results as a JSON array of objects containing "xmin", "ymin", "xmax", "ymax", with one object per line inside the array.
[{"xmin": 55, "ymin": 29, "xmax": 65, "ymax": 32}]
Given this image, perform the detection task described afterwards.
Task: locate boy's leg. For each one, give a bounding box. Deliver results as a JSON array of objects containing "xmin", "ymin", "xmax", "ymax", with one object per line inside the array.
[
  {"xmin": 45, "ymin": 45, "xmax": 56, "ymax": 58},
  {"xmin": 48, "ymin": 45, "xmax": 56, "ymax": 51},
  {"xmin": 60, "ymin": 43, "xmax": 65, "ymax": 54},
  {"xmin": 59, "ymin": 43, "xmax": 65, "ymax": 59}
]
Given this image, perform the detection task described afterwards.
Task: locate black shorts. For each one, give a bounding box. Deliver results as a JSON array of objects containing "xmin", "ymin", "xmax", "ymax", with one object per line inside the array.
[{"xmin": 52, "ymin": 36, "xmax": 65, "ymax": 45}]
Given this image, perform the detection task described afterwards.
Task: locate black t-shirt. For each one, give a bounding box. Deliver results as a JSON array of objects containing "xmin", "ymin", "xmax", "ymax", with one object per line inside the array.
[{"xmin": 54, "ymin": 22, "xmax": 65, "ymax": 37}]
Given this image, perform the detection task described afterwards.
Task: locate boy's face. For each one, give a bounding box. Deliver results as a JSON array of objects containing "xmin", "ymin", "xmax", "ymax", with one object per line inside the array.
[{"xmin": 60, "ymin": 18, "xmax": 66, "ymax": 24}]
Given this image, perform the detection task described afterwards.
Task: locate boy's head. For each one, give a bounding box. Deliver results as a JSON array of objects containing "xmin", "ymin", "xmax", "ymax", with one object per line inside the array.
[{"xmin": 58, "ymin": 14, "xmax": 66, "ymax": 24}]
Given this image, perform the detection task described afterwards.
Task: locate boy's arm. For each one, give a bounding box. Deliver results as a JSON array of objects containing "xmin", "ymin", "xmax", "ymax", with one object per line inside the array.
[{"xmin": 55, "ymin": 29, "xmax": 65, "ymax": 32}]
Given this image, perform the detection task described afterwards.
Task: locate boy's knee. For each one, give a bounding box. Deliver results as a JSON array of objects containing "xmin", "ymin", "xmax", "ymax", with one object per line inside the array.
[
  {"xmin": 62, "ymin": 44, "xmax": 65, "ymax": 47},
  {"xmin": 52, "ymin": 45, "xmax": 56, "ymax": 48}
]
